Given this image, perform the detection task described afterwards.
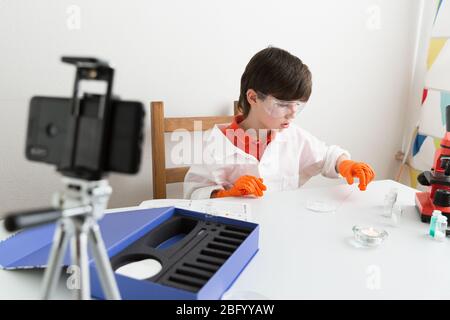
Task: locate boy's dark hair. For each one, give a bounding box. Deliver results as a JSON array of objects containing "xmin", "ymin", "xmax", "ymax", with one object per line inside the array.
[{"xmin": 238, "ymin": 47, "xmax": 312, "ymax": 117}]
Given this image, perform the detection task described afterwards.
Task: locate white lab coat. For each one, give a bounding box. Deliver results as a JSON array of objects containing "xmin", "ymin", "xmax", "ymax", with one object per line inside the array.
[{"xmin": 183, "ymin": 123, "xmax": 350, "ymax": 199}]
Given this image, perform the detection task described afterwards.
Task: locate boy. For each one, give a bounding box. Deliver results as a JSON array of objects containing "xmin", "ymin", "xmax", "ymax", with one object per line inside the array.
[{"xmin": 183, "ymin": 47, "xmax": 374, "ymax": 199}]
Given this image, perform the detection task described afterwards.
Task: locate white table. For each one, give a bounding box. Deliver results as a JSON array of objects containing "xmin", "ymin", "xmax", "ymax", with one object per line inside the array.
[{"xmin": 1, "ymin": 180, "xmax": 449, "ymax": 299}]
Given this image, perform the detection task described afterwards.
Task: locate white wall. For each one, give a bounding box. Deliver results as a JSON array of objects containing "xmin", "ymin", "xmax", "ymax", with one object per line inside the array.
[
  {"xmin": 397, "ymin": 0, "xmax": 441, "ymax": 186},
  {"xmin": 0, "ymin": 0, "xmax": 422, "ymax": 213}
]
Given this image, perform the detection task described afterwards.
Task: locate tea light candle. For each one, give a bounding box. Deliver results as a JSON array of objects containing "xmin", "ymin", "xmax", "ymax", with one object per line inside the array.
[
  {"xmin": 361, "ymin": 227, "xmax": 380, "ymax": 237},
  {"xmin": 352, "ymin": 225, "xmax": 388, "ymax": 247}
]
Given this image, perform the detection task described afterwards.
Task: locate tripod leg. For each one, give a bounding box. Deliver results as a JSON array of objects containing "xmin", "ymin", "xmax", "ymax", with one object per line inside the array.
[
  {"xmin": 71, "ymin": 218, "xmax": 91, "ymax": 300},
  {"xmin": 88, "ymin": 221, "xmax": 121, "ymax": 300},
  {"xmin": 41, "ymin": 220, "xmax": 71, "ymax": 300}
]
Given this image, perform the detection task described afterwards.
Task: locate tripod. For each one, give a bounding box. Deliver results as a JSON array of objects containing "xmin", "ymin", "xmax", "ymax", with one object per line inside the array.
[
  {"xmin": 41, "ymin": 177, "xmax": 121, "ymax": 300},
  {"xmin": 1, "ymin": 56, "xmax": 144, "ymax": 300}
]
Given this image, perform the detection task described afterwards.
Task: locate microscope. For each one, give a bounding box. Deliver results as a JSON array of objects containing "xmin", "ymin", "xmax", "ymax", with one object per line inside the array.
[{"xmin": 416, "ymin": 105, "xmax": 450, "ymax": 222}]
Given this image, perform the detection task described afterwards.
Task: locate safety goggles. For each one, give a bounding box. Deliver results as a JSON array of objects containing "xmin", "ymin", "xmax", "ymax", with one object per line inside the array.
[{"xmin": 256, "ymin": 91, "xmax": 306, "ymax": 118}]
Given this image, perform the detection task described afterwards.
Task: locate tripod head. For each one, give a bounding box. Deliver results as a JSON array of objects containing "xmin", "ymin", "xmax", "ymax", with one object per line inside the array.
[{"xmin": 4, "ymin": 178, "xmax": 111, "ymax": 232}]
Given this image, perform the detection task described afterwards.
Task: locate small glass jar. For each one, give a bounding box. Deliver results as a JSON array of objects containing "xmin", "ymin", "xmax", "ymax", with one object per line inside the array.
[
  {"xmin": 436, "ymin": 216, "xmax": 448, "ymax": 241},
  {"xmin": 352, "ymin": 226, "xmax": 388, "ymax": 247},
  {"xmin": 390, "ymin": 203, "xmax": 403, "ymax": 226},
  {"xmin": 383, "ymin": 188, "xmax": 398, "ymax": 217}
]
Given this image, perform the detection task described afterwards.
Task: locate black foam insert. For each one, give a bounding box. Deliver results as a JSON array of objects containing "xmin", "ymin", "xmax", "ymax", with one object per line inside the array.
[{"xmin": 110, "ymin": 213, "xmax": 253, "ymax": 293}]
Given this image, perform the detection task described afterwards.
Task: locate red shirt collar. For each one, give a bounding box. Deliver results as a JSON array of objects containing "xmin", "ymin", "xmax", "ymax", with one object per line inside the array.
[
  {"xmin": 221, "ymin": 115, "xmax": 273, "ymax": 160},
  {"xmin": 226, "ymin": 115, "xmax": 273, "ymax": 142},
  {"xmin": 228, "ymin": 114, "xmax": 244, "ymax": 130}
]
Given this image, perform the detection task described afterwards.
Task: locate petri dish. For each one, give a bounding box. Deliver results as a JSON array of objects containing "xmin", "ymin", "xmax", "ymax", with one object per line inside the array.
[
  {"xmin": 115, "ymin": 258, "xmax": 162, "ymax": 280},
  {"xmin": 306, "ymin": 200, "xmax": 337, "ymax": 213}
]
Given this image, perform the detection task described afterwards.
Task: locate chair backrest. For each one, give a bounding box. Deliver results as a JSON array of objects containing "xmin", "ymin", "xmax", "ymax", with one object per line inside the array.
[{"xmin": 151, "ymin": 101, "xmax": 239, "ymax": 199}]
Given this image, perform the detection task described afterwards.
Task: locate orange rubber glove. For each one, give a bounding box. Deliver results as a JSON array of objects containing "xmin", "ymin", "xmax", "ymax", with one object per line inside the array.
[
  {"xmin": 213, "ymin": 175, "xmax": 267, "ymax": 198},
  {"xmin": 338, "ymin": 160, "xmax": 375, "ymax": 191}
]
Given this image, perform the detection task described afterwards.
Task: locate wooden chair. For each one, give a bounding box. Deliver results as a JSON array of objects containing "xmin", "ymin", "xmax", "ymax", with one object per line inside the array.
[{"xmin": 151, "ymin": 101, "xmax": 240, "ymax": 199}]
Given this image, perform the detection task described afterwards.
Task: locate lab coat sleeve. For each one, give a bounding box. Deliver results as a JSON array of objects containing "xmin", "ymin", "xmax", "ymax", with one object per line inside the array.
[
  {"xmin": 183, "ymin": 164, "xmax": 225, "ymax": 199},
  {"xmin": 299, "ymin": 129, "xmax": 350, "ymax": 185}
]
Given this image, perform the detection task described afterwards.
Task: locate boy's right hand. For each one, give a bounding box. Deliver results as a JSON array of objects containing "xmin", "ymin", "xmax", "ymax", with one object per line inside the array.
[{"xmin": 212, "ymin": 175, "xmax": 267, "ymax": 198}]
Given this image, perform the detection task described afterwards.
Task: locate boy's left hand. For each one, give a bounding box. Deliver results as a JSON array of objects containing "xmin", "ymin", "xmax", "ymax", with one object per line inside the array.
[{"xmin": 338, "ymin": 160, "xmax": 375, "ymax": 191}]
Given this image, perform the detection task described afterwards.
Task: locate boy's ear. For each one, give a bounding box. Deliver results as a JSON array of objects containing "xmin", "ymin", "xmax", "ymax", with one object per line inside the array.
[{"xmin": 246, "ymin": 89, "xmax": 258, "ymax": 106}]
